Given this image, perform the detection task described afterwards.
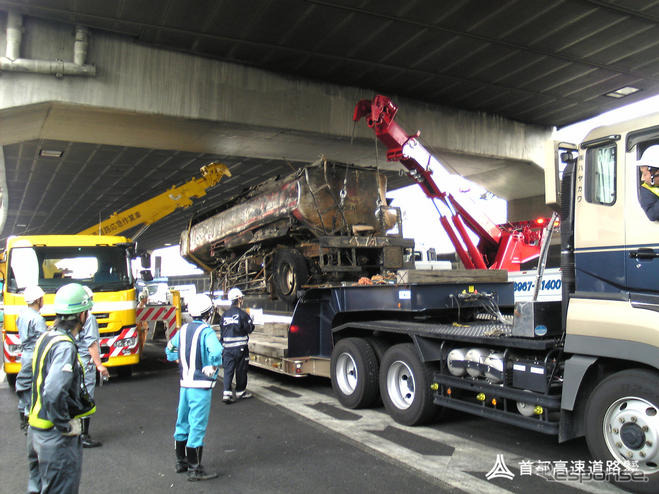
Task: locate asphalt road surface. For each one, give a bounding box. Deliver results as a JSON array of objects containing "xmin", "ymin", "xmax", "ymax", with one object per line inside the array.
[{"xmin": 1, "ymin": 343, "xmax": 631, "ymax": 493}]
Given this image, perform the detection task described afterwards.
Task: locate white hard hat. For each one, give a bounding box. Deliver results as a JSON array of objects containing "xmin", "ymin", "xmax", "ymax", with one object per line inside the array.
[
  {"xmin": 188, "ymin": 294, "xmax": 213, "ymax": 317},
  {"xmin": 638, "ymin": 144, "xmax": 659, "ymax": 168},
  {"xmin": 23, "ymin": 285, "xmax": 45, "ymax": 304},
  {"xmin": 228, "ymin": 287, "xmax": 244, "ymax": 301},
  {"xmin": 82, "ymin": 286, "xmax": 95, "ymax": 309}
]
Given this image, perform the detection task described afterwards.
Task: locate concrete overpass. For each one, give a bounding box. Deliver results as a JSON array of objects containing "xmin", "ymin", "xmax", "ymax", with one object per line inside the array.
[{"xmin": 1, "ymin": 2, "xmax": 658, "ymax": 251}]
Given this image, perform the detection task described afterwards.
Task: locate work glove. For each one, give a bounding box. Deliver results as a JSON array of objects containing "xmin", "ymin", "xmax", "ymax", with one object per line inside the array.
[
  {"xmin": 202, "ymin": 365, "xmax": 217, "ymax": 378},
  {"xmin": 62, "ymin": 418, "xmax": 82, "ymax": 436}
]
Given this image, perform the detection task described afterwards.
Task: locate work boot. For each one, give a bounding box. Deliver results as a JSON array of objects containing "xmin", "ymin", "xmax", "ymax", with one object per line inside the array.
[
  {"xmin": 175, "ymin": 440, "xmax": 188, "ymax": 473},
  {"xmin": 186, "ymin": 446, "xmax": 219, "ymax": 481},
  {"xmin": 19, "ymin": 412, "xmax": 28, "ymax": 435},
  {"xmin": 81, "ymin": 417, "xmax": 102, "ymax": 448}
]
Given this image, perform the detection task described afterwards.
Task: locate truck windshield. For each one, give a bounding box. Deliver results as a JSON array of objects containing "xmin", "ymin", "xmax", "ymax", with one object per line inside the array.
[{"xmin": 7, "ymin": 245, "xmax": 132, "ymax": 294}]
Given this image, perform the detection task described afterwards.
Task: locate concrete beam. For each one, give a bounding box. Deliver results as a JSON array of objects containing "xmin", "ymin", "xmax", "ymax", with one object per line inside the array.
[{"xmin": 0, "ymin": 16, "xmax": 553, "ymax": 200}]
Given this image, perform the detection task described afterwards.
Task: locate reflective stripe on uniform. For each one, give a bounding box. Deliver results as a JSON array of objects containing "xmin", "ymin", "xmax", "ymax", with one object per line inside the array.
[
  {"xmin": 29, "ymin": 333, "xmax": 72, "ymax": 429},
  {"xmin": 223, "ymin": 336, "xmax": 248, "ymax": 342},
  {"xmin": 179, "ymin": 323, "xmax": 214, "ymax": 389},
  {"xmin": 29, "ymin": 331, "xmax": 95, "ymax": 430},
  {"xmin": 222, "ymin": 335, "xmax": 248, "ymax": 348},
  {"xmin": 222, "ymin": 341, "xmax": 248, "ymax": 348}
]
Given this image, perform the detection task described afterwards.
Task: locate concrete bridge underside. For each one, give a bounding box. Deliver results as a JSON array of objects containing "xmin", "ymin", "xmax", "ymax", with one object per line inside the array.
[{"xmin": 0, "ymin": 16, "xmax": 553, "ymax": 249}]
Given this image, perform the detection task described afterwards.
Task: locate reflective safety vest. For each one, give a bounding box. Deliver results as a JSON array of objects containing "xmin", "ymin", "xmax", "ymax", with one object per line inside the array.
[
  {"xmin": 28, "ymin": 330, "xmax": 96, "ymax": 430},
  {"xmin": 642, "ymin": 182, "xmax": 659, "ymax": 198},
  {"xmin": 178, "ymin": 321, "xmax": 215, "ymax": 389}
]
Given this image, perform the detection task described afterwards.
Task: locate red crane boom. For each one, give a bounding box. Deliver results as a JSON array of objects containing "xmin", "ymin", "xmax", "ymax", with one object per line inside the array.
[{"xmin": 353, "ymin": 95, "xmax": 542, "ymax": 271}]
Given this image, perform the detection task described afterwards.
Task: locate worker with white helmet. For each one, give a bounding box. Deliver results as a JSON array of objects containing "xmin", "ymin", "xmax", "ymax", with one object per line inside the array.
[
  {"xmin": 27, "ymin": 283, "xmax": 96, "ymax": 494},
  {"xmin": 166, "ymin": 293, "xmax": 223, "ymax": 481},
  {"xmin": 15, "ymin": 285, "xmax": 47, "ymax": 434},
  {"xmin": 638, "ymin": 144, "xmax": 659, "ymax": 221},
  {"xmin": 74, "ymin": 286, "xmax": 110, "ymax": 448},
  {"xmin": 220, "ymin": 287, "xmax": 254, "ymax": 404}
]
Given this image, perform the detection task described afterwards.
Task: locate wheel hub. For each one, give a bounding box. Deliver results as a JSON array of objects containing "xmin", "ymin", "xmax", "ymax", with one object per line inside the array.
[
  {"xmin": 620, "ymin": 422, "xmax": 646, "ymax": 450},
  {"xmin": 604, "ymin": 396, "xmax": 658, "ymax": 474},
  {"xmin": 386, "ymin": 360, "xmax": 415, "ymax": 410},
  {"xmin": 335, "ymin": 352, "xmax": 358, "ymax": 396}
]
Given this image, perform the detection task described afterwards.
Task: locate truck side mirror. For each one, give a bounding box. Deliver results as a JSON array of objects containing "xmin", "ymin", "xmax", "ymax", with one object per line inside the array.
[
  {"xmin": 545, "ymin": 141, "xmax": 578, "ymax": 210},
  {"xmin": 140, "ymin": 270, "xmax": 153, "ymax": 282}
]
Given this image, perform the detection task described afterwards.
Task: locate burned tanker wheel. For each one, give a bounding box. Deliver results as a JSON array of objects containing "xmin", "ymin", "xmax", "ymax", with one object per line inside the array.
[{"xmin": 272, "ymin": 249, "xmax": 308, "ymax": 304}]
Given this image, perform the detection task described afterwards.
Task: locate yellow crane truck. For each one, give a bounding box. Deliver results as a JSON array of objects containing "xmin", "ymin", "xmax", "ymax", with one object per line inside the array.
[
  {"xmin": 1, "ymin": 234, "xmax": 140, "ymax": 381},
  {"xmin": 1, "ymin": 162, "xmax": 230, "ymax": 382}
]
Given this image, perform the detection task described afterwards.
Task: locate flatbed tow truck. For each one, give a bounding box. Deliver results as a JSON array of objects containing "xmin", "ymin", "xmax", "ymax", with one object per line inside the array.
[{"xmin": 238, "ymin": 97, "xmax": 658, "ymax": 492}]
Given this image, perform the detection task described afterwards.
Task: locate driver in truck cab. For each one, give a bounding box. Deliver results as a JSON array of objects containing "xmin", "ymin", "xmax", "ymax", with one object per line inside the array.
[{"xmin": 638, "ymin": 144, "xmax": 659, "ymax": 221}]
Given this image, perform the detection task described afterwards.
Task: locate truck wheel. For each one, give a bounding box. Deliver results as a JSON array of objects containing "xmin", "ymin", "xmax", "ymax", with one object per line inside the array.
[
  {"xmin": 379, "ymin": 343, "xmax": 438, "ymax": 426},
  {"xmin": 273, "ymin": 249, "xmax": 308, "ymax": 304},
  {"xmin": 331, "ymin": 338, "xmax": 379, "ymax": 409},
  {"xmin": 365, "ymin": 336, "xmax": 388, "ymax": 364},
  {"xmin": 585, "ymin": 369, "xmax": 659, "ymax": 493},
  {"xmin": 364, "ymin": 337, "xmax": 388, "ymax": 406}
]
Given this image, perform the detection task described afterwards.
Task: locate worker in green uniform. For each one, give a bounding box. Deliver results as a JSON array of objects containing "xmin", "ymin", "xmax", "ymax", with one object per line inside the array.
[{"xmin": 27, "ymin": 283, "xmax": 96, "ymax": 494}]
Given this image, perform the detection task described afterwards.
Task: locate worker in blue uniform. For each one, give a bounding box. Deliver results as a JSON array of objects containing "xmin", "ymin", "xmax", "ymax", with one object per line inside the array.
[
  {"xmin": 638, "ymin": 145, "xmax": 659, "ymax": 221},
  {"xmin": 220, "ymin": 287, "xmax": 254, "ymax": 404},
  {"xmin": 75, "ymin": 286, "xmax": 110, "ymax": 448},
  {"xmin": 15, "ymin": 285, "xmax": 47, "ymax": 435},
  {"xmin": 166, "ymin": 293, "xmax": 223, "ymax": 481},
  {"xmin": 27, "ymin": 283, "xmax": 96, "ymax": 494}
]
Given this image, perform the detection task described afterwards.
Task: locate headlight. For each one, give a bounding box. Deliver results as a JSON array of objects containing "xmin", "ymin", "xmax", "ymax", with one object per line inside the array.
[{"xmin": 114, "ymin": 337, "xmax": 137, "ymax": 348}]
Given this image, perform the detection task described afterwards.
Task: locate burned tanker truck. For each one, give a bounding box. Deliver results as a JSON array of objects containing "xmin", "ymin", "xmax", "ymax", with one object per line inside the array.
[{"xmin": 180, "ymin": 159, "xmax": 415, "ymax": 304}]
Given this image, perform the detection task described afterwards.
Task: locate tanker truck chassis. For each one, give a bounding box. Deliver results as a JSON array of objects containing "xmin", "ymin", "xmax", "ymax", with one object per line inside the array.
[{"xmin": 181, "ymin": 159, "xmax": 415, "ymax": 304}]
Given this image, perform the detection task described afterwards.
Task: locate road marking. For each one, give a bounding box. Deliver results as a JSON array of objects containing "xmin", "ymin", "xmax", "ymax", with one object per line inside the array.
[{"xmin": 243, "ymin": 370, "xmax": 624, "ymax": 494}]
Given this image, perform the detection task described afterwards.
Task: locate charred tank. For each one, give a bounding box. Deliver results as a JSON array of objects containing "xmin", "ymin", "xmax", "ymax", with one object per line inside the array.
[{"xmin": 180, "ymin": 159, "xmax": 414, "ymax": 304}]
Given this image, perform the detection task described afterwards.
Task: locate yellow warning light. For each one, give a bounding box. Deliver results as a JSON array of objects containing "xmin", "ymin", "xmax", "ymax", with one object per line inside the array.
[
  {"xmin": 447, "ymin": 387, "xmax": 452, "ymax": 396},
  {"xmin": 430, "ymin": 383, "xmax": 439, "ymax": 391},
  {"xmin": 491, "ymin": 398, "xmax": 497, "ymax": 406},
  {"xmin": 476, "ymin": 392, "xmax": 486, "ymax": 401},
  {"xmin": 534, "ymin": 406, "xmax": 544, "ymax": 415}
]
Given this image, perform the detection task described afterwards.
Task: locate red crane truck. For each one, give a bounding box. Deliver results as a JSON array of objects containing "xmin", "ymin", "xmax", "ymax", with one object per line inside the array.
[{"xmin": 238, "ymin": 99, "xmax": 658, "ymax": 492}]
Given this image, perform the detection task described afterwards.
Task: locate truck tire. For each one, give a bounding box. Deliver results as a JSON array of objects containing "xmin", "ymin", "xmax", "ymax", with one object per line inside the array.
[
  {"xmin": 584, "ymin": 369, "xmax": 659, "ymax": 493},
  {"xmin": 379, "ymin": 343, "xmax": 438, "ymax": 426},
  {"xmin": 331, "ymin": 338, "xmax": 379, "ymax": 409},
  {"xmin": 365, "ymin": 336, "xmax": 389, "ymax": 364},
  {"xmin": 273, "ymin": 249, "xmax": 308, "ymax": 304}
]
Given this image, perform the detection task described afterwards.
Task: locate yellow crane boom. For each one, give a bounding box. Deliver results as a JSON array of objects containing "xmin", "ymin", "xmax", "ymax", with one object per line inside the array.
[{"xmin": 77, "ymin": 162, "xmax": 231, "ymax": 237}]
